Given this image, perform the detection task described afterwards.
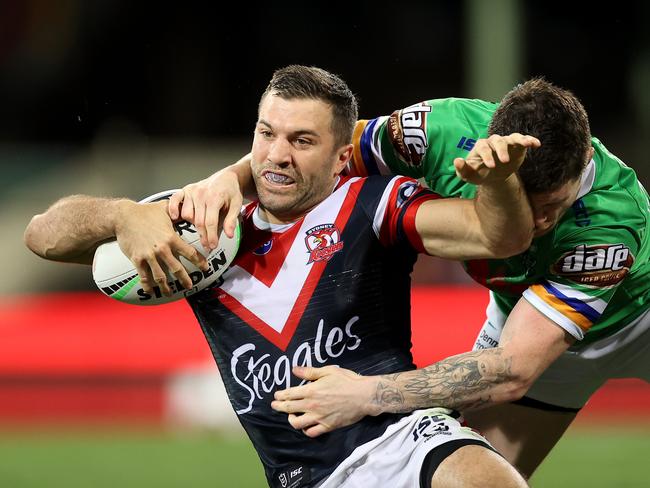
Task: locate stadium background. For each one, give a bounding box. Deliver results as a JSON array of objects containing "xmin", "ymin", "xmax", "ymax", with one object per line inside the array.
[{"xmin": 1, "ymin": 0, "xmax": 648, "ymax": 486}]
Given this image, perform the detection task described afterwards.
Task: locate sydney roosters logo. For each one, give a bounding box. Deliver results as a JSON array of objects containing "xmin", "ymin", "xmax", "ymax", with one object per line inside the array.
[{"xmin": 305, "ymin": 224, "xmax": 344, "ymax": 263}]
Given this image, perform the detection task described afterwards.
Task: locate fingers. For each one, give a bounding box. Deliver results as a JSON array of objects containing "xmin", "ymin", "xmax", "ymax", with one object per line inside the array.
[
  {"xmin": 271, "ymin": 407, "xmax": 331, "ymax": 437},
  {"xmin": 291, "ymin": 365, "xmax": 342, "ymax": 381},
  {"xmin": 457, "ymin": 133, "xmax": 542, "ymax": 184},
  {"xmin": 302, "ymin": 423, "xmax": 330, "ymax": 438},
  {"xmin": 204, "ymin": 199, "xmax": 225, "ymax": 250},
  {"xmin": 176, "ymin": 241, "xmax": 208, "ymax": 272},
  {"xmin": 274, "ymin": 383, "xmax": 308, "ymax": 402},
  {"xmin": 271, "ymin": 398, "xmax": 308, "ymax": 414},
  {"xmin": 222, "ymin": 193, "xmax": 243, "ymax": 240},
  {"xmin": 193, "ymin": 199, "xmax": 208, "ymax": 249},
  {"xmin": 168, "ymin": 190, "xmax": 184, "ymax": 220},
  {"xmin": 289, "ymin": 413, "xmax": 331, "ymax": 437},
  {"xmin": 179, "ymin": 191, "xmax": 196, "ymax": 224},
  {"xmin": 132, "ymin": 252, "xmax": 172, "ymax": 296},
  {"xmin": 130, "ymin": 239, "xmax": 207, "ymax": 297},
  {"xmin": 160, "ymin": 238, "xmax": 208, "ymax": 290},
  {"xmin": 133, "ymin": 257, "xmax": 156, "ymax": 296},
  {"xmin": 467, "ymin": 133, "xmax": 541, "ymax": 168},
  {"xmin": 454, "ymin": 157, "xmax": 489, "ymax": 183},
  {"xmin": 470, "ymin": 137, "xmax": 499, "ymax": 168}
]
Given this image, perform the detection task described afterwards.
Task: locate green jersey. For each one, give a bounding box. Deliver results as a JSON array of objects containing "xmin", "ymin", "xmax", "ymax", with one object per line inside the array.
[{"xmin": 350, "ymin": 99, "xmax": 650, "ymax": 345}]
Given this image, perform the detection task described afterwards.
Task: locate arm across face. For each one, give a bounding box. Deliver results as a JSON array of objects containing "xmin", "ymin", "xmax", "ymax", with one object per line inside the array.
[{"xmin": 414, "ymin": 133, "xmax": 537, "ymax": 260}]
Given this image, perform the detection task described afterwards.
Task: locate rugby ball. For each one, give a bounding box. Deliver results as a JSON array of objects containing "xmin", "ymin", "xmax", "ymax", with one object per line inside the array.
[{"xmin": 92, "ymin": 189, "xmax": 241, "ymax": 305}]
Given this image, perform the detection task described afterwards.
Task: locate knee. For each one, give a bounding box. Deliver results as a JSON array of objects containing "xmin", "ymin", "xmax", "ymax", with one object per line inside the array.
[{"xmin": 430, "ymin": 445, "xmax": 528, "ymax": 488}]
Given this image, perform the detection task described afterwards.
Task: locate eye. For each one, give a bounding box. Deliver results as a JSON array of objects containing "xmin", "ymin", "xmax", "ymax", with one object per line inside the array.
[
  {"xmin": 295, "ymin": 137, "xmax": 312, "ymax": 146},
  {"xmin": 258, "ymin": 128, "xmax": 273, "ymax": 139}
]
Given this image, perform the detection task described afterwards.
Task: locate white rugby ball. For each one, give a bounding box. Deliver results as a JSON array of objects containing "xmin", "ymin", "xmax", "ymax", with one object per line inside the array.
[{"xmin": 92, "ymin": 189, "xmax": 241, "ymax": 305}]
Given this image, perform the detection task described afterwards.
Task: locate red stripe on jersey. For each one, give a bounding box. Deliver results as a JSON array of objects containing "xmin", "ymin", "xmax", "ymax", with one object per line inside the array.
[
  {"xmin": 378, "ymin": 177, "xmax": 440, "ymax": 249},
  {"xmin": 236, "ymin": 222, "xmax": 302, "ymax": 288},
  {"xmin": 401, "ymin": 195, "xmax": 438, "ymax": 253}
]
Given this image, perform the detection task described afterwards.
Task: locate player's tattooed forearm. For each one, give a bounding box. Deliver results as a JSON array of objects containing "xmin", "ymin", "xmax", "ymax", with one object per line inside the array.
[
  {"xmin": 376, "ymin": 349, "xmax": 513, "ymax": 412},
  {"xmin": 373, "ymin": 379, "xmax": 405, "ymax": 409}
]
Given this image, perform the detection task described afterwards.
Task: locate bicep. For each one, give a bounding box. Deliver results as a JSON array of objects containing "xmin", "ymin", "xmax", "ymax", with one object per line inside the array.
[{"xmin": 500, "ymin": 298, "xmax": 575, "ymax": 382}]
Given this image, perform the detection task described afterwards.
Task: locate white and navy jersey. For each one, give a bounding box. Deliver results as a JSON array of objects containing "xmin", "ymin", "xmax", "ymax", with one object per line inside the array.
[{"xmin": 188, "ymin": 175, "xmax": 438, "ymax": 487}]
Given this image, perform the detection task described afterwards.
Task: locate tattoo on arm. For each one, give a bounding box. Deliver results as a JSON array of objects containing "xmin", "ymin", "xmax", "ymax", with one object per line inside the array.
[{"xmin": 375, "ymin": 349, "xmax": 514, "ymax": 413}]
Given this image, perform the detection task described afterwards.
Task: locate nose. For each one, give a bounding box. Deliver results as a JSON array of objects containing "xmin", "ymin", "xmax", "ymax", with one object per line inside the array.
[{"xmin": 267, "ymin": 138, "xmax": 292, "ymax": 167}]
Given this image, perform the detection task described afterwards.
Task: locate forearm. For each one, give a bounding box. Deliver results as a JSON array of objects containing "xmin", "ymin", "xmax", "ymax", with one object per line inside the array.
[
  {"xmin": 370, "ymin": 348, "xmax": 529, "ymax": 414},
  {"xmin": 475, "ymin": 173, "xmax": 533, "ymax": 257},
  {"xmin": 24, "ymin": 195, "xmax": 132, "ymax": 263},
  {"xmin": 218, "ymin": 153, "xmax": 255, "ymax": 200}
]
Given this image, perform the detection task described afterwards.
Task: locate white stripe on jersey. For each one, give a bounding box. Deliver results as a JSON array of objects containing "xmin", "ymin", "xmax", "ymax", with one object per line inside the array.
[
  {"xmin": 370, "ymin": 116, "xmax": 393, "ymax": 175},
  {"xmin": 220, "ymin": 177, "xmax": 359, "ymax": 333},
  {"xmin": 576, "ymin": 160, "xmax": 596, "ymax": 199},
  {"xmin": 371, "ymin": 176, "xmax": 404, "ymax": 239},
  {"xmin": 523, "ymin": 290, "xmax": 585, "ymax": 340},
  {"xmin": 546, "ymin": 279, "xmax": 609, "ymax": 314}
]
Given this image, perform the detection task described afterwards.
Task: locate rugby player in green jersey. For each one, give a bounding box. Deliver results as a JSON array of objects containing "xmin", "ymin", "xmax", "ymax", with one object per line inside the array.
[{"xmin": 168, "ymin": 78, "xmax": 650, "ymax": 479}]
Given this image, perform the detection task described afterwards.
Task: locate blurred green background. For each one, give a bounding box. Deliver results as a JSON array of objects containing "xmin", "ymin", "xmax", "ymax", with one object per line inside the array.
[{"xmin": 0, "ymin": 426, "xmax": 648, "ymax": 487}]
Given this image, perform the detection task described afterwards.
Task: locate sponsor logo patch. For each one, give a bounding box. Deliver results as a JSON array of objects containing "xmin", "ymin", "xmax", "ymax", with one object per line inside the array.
[
  {"xmin": 274, "ymin": 463, "xmax": 310, "ymax": 488},
  {"xmin": 305, "ymin": 224, "xmax": 344, "ymax": 263},
  {"xmin": 412, "ymin": 413, "xmax": 452, "ymax": 442},
  {"xmin": 551, "ymin": 244, "xmax": 634, "ymax": 286},
  {"xmin": 253, "ymin": 239, "xmax": 273, "ymax": 255},
  {"xmin": 396, "ymin": 181, "xmax": 419, "ymax": 208},
  {"xmin": 386, "ymin": 102, "xmax": 432, "ymax": 166}
]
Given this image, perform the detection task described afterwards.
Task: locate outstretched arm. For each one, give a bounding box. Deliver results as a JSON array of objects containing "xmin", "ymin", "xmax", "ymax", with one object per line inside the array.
[
  {"xmin": 24, "ymin": 195, "xmax": 207, "ymax": 295},
  {"xmin": 272, "ymin": 298, "xmax": 574, "ymax": 437},
  {"xmin": 414, "ymin": 133, "xmax": 537, "ymax": 260}
]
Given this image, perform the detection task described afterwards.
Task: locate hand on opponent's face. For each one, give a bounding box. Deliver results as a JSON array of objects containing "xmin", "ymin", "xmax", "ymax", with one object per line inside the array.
[{"xmin": 454, "ymin": 133, "xmax": 540, "ymax": 185}]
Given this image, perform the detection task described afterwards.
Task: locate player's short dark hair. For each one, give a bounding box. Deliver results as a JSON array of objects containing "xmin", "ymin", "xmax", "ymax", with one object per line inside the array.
[
  {"xmin": 261, "ymin": 65, "xmax": 358, "ymax": 147},
  {"xmin": 488, "ymin": 78, "xmax": 591, "ymax": 194}
]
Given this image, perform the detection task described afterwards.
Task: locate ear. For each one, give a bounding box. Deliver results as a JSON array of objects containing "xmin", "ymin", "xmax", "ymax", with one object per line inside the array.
[
  {"xmin": 587, "ymin": 146, "xmax": 595, "ymax": 161},
  {"xmin": 334, "ymin": 144, "xmax": 354, "ymax": 176}
]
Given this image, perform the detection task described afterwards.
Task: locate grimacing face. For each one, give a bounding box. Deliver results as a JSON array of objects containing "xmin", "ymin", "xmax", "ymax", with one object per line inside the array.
[
  {"xmin": 250, "ymin": 93, "xmax": 351, "ymax": 224},
  {"xmin": 528, "ymin": 177, "xmax": 582, "ymax": 238}
]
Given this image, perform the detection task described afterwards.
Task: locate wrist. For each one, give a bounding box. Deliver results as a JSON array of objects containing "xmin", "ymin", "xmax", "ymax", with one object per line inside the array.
[
  {"xmin": 110, "ymin": 199, "xmax": 138, "ymax": 236},
  {"xmin": 368, "ymin": 374, "xmax": 405, "ymax": 416}
]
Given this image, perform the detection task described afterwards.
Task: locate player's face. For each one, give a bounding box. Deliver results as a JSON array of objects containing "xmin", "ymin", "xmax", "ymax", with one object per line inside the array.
[
  {"xmin": 528, "ymin": 177, "xmax": 582, "ymax": 238},
  {"xmin": 251, "ymin": 93, "xmax": 352, "ymax": 224}
]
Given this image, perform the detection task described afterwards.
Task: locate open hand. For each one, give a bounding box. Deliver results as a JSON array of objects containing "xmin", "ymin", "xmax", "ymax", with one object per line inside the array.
[
  {"xmin": 271, "ymin": 365, "xmax": 377, "ymax": 438},
  {"xmin": 454, "ymin": 133, "xmax": 540, "ymax": 185}
]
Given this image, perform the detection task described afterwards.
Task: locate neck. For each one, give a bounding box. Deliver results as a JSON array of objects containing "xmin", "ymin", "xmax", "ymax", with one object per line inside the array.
[
  {"xmin": 257, "ymin": 175, "xmax": 342, "ymax": 225},
  {"xmin": 257, "ymin": 206, "xmax": 306, "ymax": 225}
]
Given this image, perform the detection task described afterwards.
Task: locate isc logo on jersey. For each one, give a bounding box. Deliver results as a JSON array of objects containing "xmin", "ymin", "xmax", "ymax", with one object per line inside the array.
[
  {"xmin": 551, "ymin": 243, "xmax": 634, "ymax": 286},
  {"xmin": 386, "ymin": 102, "xmax": 432, "ymax": 167}
]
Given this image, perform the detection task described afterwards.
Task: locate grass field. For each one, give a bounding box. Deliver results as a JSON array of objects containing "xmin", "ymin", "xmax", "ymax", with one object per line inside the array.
[{"xmin": 0, "ymin": 425, "xmax": 648, "ymax": 487}]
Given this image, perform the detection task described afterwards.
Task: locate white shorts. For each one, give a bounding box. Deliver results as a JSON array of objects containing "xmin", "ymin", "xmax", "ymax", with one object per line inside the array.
[
  {"xmin": 473, "ymin": 293, "xmax": 650, "ymax": 409},
  {"xmin": 318, "ymin": 408, "xmax": 492, "ymax": 488}
]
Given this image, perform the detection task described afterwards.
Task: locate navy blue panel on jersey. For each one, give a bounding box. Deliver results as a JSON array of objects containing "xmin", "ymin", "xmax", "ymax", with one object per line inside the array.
[{"xmin": 188, "ymin": 175, "xmax": 437, "ymax": 487}]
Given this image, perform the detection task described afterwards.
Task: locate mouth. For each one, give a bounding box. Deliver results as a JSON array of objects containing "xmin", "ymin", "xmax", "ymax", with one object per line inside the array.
[{"xmin": 262, "ymin": 170, "xmax": 295, "ymax": 186}]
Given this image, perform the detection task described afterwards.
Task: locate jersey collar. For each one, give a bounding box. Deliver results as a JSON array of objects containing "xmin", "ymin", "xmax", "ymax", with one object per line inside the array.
[{"xmin": 576, "ymin": 159, "xmax": 595, "ymax": 200}]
